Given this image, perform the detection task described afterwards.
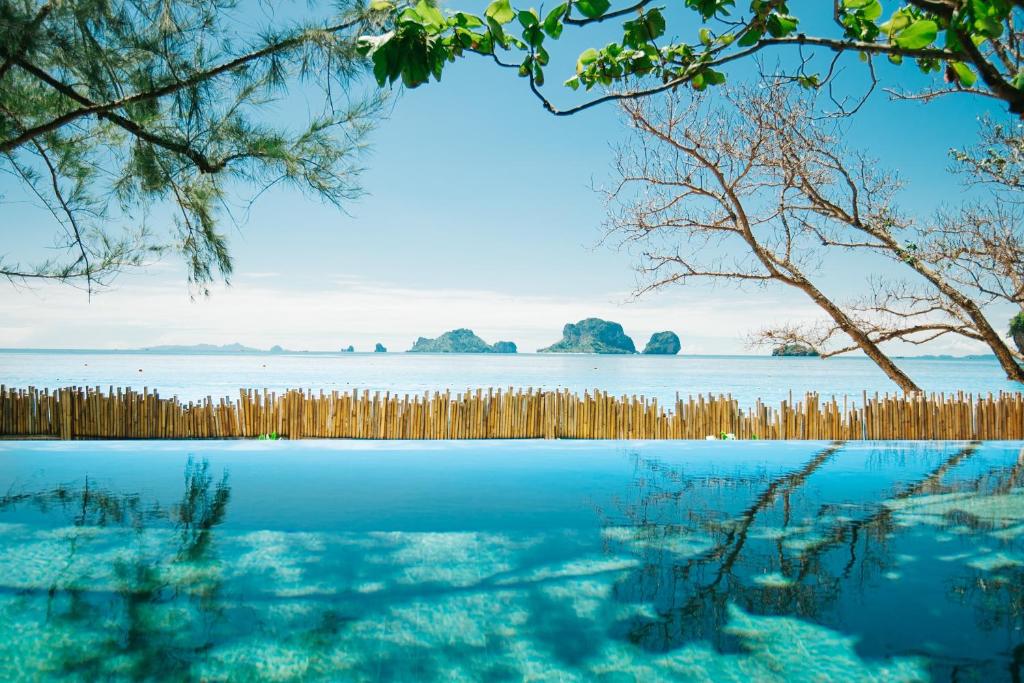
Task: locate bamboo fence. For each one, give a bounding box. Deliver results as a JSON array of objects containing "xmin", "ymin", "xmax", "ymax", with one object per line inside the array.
[{"xmin": 2, "ymin": 385, "xmax": 1023, "ymax": 441}]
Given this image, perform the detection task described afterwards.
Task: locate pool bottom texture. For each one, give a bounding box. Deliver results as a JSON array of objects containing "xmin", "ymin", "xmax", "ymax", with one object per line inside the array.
[{"xmin": 0, "ymin": 440, "xmax": 1021, "ymax": 682}]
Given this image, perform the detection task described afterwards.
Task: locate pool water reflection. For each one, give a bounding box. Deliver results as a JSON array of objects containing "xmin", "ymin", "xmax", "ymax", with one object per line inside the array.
[{"xmin": 0, "ymin": 440, "xmax": 1021, "ymax": 681}]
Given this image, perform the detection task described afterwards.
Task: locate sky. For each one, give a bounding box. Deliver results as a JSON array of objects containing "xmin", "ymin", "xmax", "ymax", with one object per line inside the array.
[{"xmin": 0, "ymin": 2, "xmax": 1016, "ymax": 354}]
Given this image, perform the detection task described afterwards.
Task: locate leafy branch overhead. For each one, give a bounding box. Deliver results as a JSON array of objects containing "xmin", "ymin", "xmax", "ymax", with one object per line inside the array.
[
  {"xmin": 359, "ymin": 0, "xmax": 1024, "ymax": 115},
  {"xmin": 1, "ymin": 0, "xmax": 385, "ymax": 294}
]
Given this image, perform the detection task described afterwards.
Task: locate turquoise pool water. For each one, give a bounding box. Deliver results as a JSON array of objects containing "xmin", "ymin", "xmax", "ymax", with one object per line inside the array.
[{"xmin": 0, "ymin": 440, "xmax": 1021, "ymax": 681}]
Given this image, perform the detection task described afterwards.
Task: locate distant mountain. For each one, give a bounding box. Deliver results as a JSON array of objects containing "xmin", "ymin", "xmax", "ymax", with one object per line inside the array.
[
  {"xmin": 408, "ymin": 329, "xmax": 517, "ymax": 353},
  {"xmin": 539, "ymin": 318, "xmax": 636, "ymax": 354},
  {"xmin": 138, "ymin": 342, "xmax": 316, "ymax": 354},
  {"xmin": 140, "ymin": 342, "xmax": 262, "ymax": 354}
]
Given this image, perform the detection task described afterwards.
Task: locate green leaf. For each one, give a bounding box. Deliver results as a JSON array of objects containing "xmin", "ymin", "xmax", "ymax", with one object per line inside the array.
[
  {"xmin": 454, "ymin": 12, "xmax": 484, "ymax": 28},
  {"xmin": 543, "ymin": 3, "xmax": 566, "ymax": 37},
  {"xmin": 486, "ymin": 16, "xmax": 507, "ymax": 45},
  {"xmin": 845, "ymin": 0, "xmax": 883, "ymax": 20},
  {"xmin": 575, "ymin": 0, "xmax": 611, "ymax": 19},
  {"xmin": 879, "ymin": 8, "xmax": 911, "ymax": 35},
  {"xmin": 523, "ymin": 23, "xmax": 544, "ymax": 47},
  {"xmin": 894, "ymin": 20, "xmax": 938, "ymax": 50},
  {"xmin": 860, "ymin": 0, "xmax": 882, "ymax": 21},
  {"xmin": 369, "ymin": 0, "xmax": 394, "ymax": 11},
  {"xmin": 971, "ymin": 0, "xmax": 1005, "ymax": 38},
  {"xmin": 951, "ymin": 61, "xmax": 977, "ymax": 87},
  {"xmin": 484, "ymin": 0, "xmax": 516, "ymax": 25},
  {"xmin": 518, "ymin": 9, "xmax": 539, "ymax": 28},
  {"xmin": 371, "ymin": 48, "xmax": 390, "ymax": 84},
  {"xmin": 737, "ymin": 28, "xmax": 763, "ymax": 47},
  {"xmin": 623, "ymin": 8, "xmax": 666, "ymax": 47},
  {"xmin": 766, "ymin": 13, "xmax": 798, "ymax": 38},
  {"xmin": 643, "ymin": 9, "xmax": 666, "ymax": 40},
  {"xmin": 704, "ymin": 68, "xmax": 725, "ymax": 85},
  {"xmin": 975, "ymin": 15, "xmax": 1003, "ymax": 38},
  {"xmin": 797, "ymin": 73, "xmax": 820, "ymax": 89},
  {"xmin": 699, "ymin": 27, "xmax": 712, "ymax": 45},
  {"xmin": 576, "ymin": 47, "xmax": 600, "ymax": 73},
  {"xmin": 415, "ymin": 0, "xmax": 445, "ymax": 28}
]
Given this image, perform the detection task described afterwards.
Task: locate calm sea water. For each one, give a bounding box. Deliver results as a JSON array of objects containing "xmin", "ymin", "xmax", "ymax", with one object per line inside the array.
[
  {"xmin": 0, "ymin": 440, "xmax": 1021, "ymax": 681},
  {"xmin": 1, "ymin": 350, "xmax": 1022, "ymax": 406}
]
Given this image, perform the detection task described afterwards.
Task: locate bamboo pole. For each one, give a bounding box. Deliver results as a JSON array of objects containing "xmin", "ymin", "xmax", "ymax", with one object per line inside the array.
[{"xmin": 1, "ymin": 385, "xmax": 1023, "ymax": 441}]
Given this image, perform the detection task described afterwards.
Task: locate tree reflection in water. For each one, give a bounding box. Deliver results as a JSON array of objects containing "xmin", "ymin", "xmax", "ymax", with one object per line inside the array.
[
  {"xmin": 0, "ymin": 444, "xmax": 1021, "ymax": 681},
  {"xmin": 0, "ymin": 458, "xmax": 231, "ymax": 679},
  {"xmin": 602, "ymin": 442, "xmax": 1024, "ymax": 681}
]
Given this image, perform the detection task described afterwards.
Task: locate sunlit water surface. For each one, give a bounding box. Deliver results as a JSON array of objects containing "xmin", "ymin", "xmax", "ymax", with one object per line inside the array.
[
  {"xmin": 1, "ymin": 440, "xmax": 1022, "ymax": 681},
  {"xmin": 1, "ymin": 350, "xmax": 1022, "ymax": 406}
]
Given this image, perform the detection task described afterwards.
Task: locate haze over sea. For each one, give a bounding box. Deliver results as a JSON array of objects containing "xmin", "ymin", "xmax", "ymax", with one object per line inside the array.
[{"xmin": 3, "ymin": 350, "xmax": 1020, "ymax": 407}]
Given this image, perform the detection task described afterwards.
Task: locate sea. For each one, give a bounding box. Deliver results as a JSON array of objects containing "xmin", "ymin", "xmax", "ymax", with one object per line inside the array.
[{"xmin": 0, "ymin": 350, "xmax": 1020, "ymax": 407}]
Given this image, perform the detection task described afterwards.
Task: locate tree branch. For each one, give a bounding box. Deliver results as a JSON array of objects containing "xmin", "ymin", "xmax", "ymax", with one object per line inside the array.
[
  {"xmin": 0, "ymin": 2, "xmax": 51, "ymax": 81},
  {"xmin": 0, "ymin": 16, "xmax": 362, "ymax": 154},
  {"xmin": 10, "ymin": 58, "xmax": 230, "ymax": 172},
  {"xmin": 529, "ymin": 34, "xmax": 955, "ymax": 116}
]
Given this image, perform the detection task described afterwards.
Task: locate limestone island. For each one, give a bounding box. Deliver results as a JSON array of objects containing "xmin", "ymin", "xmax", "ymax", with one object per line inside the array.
[
  {"xmin": 539, "ymin": 318, "xmax": 636, "ymax": 354},
  {"xmin": 408, "ymin": 329, "xmax": 516, "ymax": 353},
  {"xmin": 772, "ymin": 343, "xmax": 819, "ymax": 357},
  {"xmin": 340, "ymin": 345, "xmax": 355, "ymax": 353},
  {"xmin": 375, "ymin": 343, "xmax": 387, "ymax": 353},
  {"xmin": 642, "ymin": 331, "xmax": 681, "ymax": 355}
]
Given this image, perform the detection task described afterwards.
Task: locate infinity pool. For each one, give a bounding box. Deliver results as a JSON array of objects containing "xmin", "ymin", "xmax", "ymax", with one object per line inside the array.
[{"xmin": 0, "ymin": 440, "xmax": 1021, "ymax": 681}]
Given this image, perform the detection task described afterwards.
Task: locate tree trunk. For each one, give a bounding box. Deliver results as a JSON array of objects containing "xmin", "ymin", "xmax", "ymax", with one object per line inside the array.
[
  {"xmin": 970, "ymin": 308, "xmax": 1024, "ymax": 381},
  {"xmin": 795, "ymin": 279, "xmax": 922, "ymax": 393},
  {"xmin": 902, "ymin": 258, "xmax": 1024, "ymax": 382},
  {"xmin": 1013, "ymin": 330, "xmax": 1024, "ymax": 355},
  {"xmin": 725, "ymin": 191, "xmax": 922, "ymax": 393}
]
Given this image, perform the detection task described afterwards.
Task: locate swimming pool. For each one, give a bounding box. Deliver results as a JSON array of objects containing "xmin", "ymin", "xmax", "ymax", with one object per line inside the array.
[{"xmin": 0, "ymin": 440, "xmax": 1021, "ymax": 681}]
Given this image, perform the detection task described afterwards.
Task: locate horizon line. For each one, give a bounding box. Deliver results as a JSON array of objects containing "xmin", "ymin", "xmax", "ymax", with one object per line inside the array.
[{"xmin": 0, "ymin": 346, "xmax": 999, "ymax": 360}]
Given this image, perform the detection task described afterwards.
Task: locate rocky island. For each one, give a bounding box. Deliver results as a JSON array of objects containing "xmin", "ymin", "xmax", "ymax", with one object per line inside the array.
[
  {"xmin": 375, "ymin": 343, "xmax": 387, "ymax": 353},
  {"xmin": 642, "ymin": 331, "xmax": 681, "ymax": 355},
  {"xmin": 408, "ymin": 329, "xmax": 517, "ymax": 353},
  {"xmin": 539, "ymin": 318, "xmax": 636, "ymax": 354},
  {"xmin": 772, "ymin": 343, "xmax": 819, "ymax": 357}
]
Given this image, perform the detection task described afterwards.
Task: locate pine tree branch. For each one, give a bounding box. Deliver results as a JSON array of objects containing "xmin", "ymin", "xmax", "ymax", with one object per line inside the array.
[
  {"xmin": 0, "ymin": 16, "xmax": 362, "ymax": 154},
  {"xmin": 0, "ymin": 2, "xmax": 52, "ymax": 82},
  {"xmin": 8, "ymin": 57, "xmax": 230, "ymax": 172}
]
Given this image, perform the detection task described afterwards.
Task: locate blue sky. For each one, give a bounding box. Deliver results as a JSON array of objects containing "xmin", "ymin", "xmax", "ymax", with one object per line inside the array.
[{"xmin": 0, "ymin": 2, "xmax": 1016, "ymax": 354}]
